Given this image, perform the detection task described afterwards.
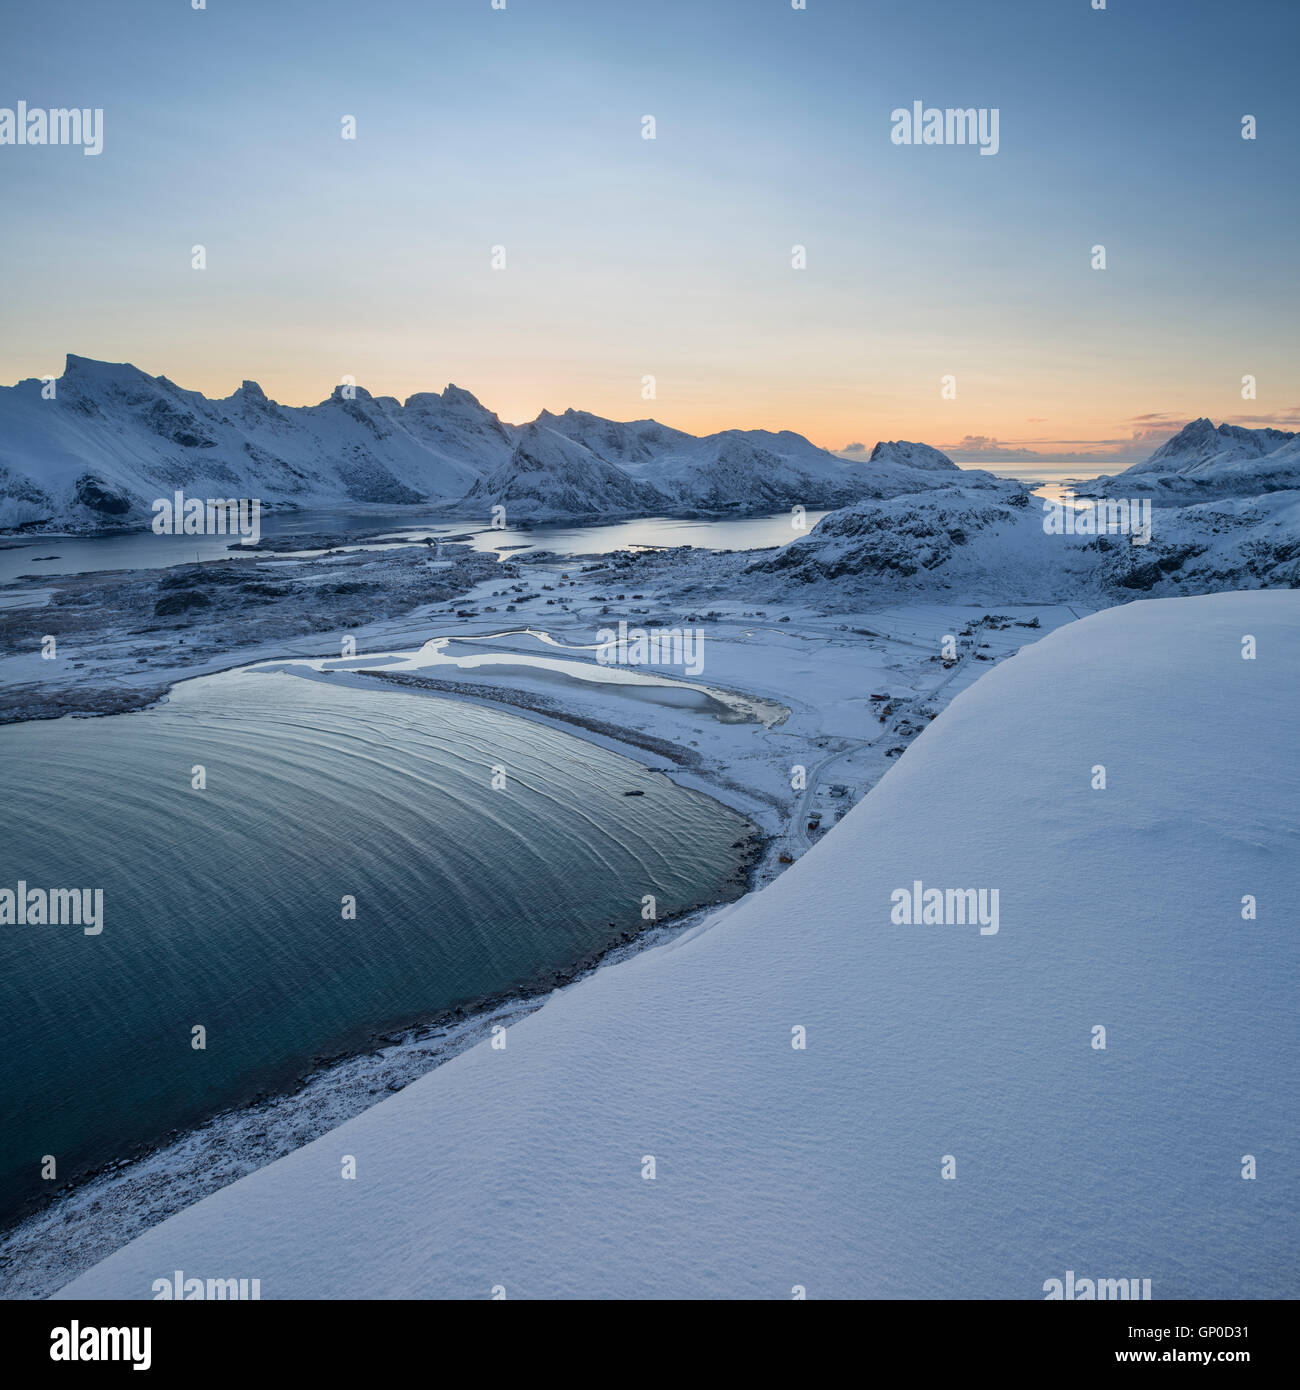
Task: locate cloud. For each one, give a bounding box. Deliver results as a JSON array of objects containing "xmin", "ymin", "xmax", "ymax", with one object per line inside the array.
[
  {"xmin": 835, "ymin": 410, "xmax": 1298, "ymax": 471},
  {"xmin": 1123, "ymin": 407, "xmax": 1300, "ymax": 433},
  {"xmin": 938, "ymin": 429, "xmax": 1174, "ymax": 466},
  {"xmin": 1222, "ymin": 407, "xmax": 1300, "ymax": 428},
  {"xmin": 938, "ymin": 435, "xmax": 1041, "ymax": 460}
]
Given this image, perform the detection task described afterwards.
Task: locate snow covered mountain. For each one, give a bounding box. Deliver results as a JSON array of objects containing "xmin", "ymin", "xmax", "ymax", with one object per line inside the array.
[
  {"xmin": 460, "ymin": 420, "xmax": 666, "ymax": 521},
  {"xmin": 0, "ymin": 356, "xmax": 513, "ymax": 530},
  {"xmin": 619, "ymin": 429, "xmax": 870, "ymax": 511},
  {"xmin": 0, "ymin": 357, "xmax": 981, "ymax": 531},
  {"xmin": 618, "ymin": 433, "xmax": 974, "ymax": 513},
  {"xmin": 867, "ymin": 438, "xmax": 962, "ymax": 473},
  {"xmin": 529, "ymin": 407, "xmax": 695, "ymax": 465},
  {"xmin": 457, "ymin": 426, "xmax": 969, "ymax": 519},
  {"xmin": 753, "ymin": 482, "xmax": 1090, "ymax": 599},
  {"xmin": 55, "ymin": 592, "xmax": 1300, "ymax": 1299},
  {"xmin": 1084, "ymin": 418, "xmax": 1300, "ymax": 501},
  {"xmin": 752, "ymin": 481, "xmax": 1300, "ymax": 601}
]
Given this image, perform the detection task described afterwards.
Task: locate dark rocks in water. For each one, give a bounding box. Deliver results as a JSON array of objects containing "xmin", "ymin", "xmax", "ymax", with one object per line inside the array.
[{"xmin": 153, "ymin": 589, "xmax": 211, "ymax": 616}]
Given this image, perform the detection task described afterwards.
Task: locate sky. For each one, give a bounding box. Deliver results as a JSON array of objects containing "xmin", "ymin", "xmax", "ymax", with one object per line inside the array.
[{"xmin": 1, "ymin": 0, "xmax": 1297, "ymax": 463}]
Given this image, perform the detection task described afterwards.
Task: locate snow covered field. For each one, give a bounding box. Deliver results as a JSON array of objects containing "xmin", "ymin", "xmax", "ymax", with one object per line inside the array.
[
  {"xmin": 3, "ymin": 414, "xmax": 1296, "ymax": 1299},
  {"xmin": 54, "ymin": 591, "xmax": 1299, "ymax": 1299},
  {"xmin": 0, "ymin": 530, "xmax": 1086, "ymax": 1296}
]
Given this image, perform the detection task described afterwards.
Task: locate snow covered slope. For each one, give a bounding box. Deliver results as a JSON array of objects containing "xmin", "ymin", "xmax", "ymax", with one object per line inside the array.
[
  {"xmin": 57, "ymin": 592, "xmax": 1299, "ymax": 1299},
  {"xmin": 459, "ymin": 420, "xmax": 666, "ymax": 521},
  {"xmin": 867, "ymin": 438, "xmax": 962, "ymax": 473},
  {"xmin": 752, "ymin": 483, "xmax": 1085, "ymax": 598},
  {"xmin": 617, "ymin": 428, "xmax": 869, "ymax": 510},
  {"xmin": 0, "ymin": 357, "xmax": 513, "ymax": 529},
  {"xmin": 614, "ymin": 432, "xmax": 974, "ymax": 512},
  {"xmin": 0, "ymin": 358, "xmax": 972, "ymax": 530},
  {"xmin": 462, "ymin": 423, "xmax": 958, "ymax": 517},
  {"xmin": 752, "ymin": 482, "xmax": 1300, "ymax": 601},
  {"xmin": 529, "ymin": 407, "xmax": 694, "ymax": 465},
  {"xmin": 1085, "ymin": 418, "xmax": 1300, "ymax": 501}
]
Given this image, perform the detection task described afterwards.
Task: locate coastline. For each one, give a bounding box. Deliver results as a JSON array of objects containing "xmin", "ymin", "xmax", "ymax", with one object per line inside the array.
[
  {"xmin": 0, "ymin": 671, "xmax": 774, "ymax": 1300},
  {"xmin": 0, "ymin": 536, "xmax": 1071, "ymax": 1297}
]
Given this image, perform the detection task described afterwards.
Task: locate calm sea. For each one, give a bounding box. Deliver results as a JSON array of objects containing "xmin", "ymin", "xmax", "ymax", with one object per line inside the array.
[{"xmin": 0, "ymin": 668, "xmax": 756, "ymax": 1226}]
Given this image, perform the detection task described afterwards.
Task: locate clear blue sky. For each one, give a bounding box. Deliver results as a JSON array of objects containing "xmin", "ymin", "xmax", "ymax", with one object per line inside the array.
[{"xmin": 2, "ymin": 0, "xmax": 1296, "ymax": 460}]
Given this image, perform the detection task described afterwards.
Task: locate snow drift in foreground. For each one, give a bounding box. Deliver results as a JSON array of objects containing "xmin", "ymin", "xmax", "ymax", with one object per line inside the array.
[{"xmin": 57, "ymin": 591, "xmax": 1298, "ymax": 1299}]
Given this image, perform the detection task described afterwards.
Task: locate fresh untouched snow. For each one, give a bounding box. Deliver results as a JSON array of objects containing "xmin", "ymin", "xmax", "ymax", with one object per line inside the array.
[{"xmin": 56, "ymin": 591, "xmax": 1299, "ymax": 1300}]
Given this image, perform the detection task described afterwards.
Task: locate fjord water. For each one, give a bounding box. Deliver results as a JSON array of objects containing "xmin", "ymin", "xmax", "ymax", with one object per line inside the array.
[
  {"xmin": 0, "ymin": 509, "xmax": 826, "ymax": 583},
  {"xmin": 0, "ymin": 669, "xmax": 755, "ymax": 1227}
]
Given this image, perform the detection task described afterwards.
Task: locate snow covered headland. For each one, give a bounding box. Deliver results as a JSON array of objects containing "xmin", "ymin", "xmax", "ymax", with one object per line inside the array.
[
  {"xmin": 1081, "ymin": 419, "xmax": 1300, "ymax": 502},
  {"xmin": 56, "ymin": 592, "xmax": 1299, "ymax": 1300}
]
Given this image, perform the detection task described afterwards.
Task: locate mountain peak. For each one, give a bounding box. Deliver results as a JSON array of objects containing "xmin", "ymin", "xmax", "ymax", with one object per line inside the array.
[
  {"xmin": 328, "ymin": 383, "xmax": 374, "ymax": 404},
  {"xmin": 868, "ymin": 440, "xmax": 958, "ymax": 472},
  {"xmin": 61, "ymin": 354, "xmax": 155, "ymax": 387},
  {"xmin": 1169, "ymin": 417, "xmax": 1217, "ymax": 441},
  {"xmin": 440, "ymin": 383, "xmax": 485, "ymax": 410},
  {"xmin": 1147, "ymin": 417, "xmax": 1295, "ymax": 465}
]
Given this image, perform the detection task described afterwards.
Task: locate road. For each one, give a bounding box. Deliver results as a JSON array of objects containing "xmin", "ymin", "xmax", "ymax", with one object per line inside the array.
[{"xmin": 785, "ymin": 618, "xmax": 988, "ymax": 854}]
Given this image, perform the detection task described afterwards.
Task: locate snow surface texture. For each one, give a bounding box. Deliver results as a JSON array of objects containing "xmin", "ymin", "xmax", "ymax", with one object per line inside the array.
[
  {"xmin": 58, "ymin": 592, "xmax": 1298, "ymax": 1300},
  {"xmin": 0, "ymin": 357, "xmax": 965, "ymax": 529}
]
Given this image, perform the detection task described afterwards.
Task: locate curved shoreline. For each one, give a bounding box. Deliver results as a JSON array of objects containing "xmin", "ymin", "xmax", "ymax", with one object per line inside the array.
[
  {"xmin": 0, "ymin": 872, "xmax": 769, "ymax": 1301},
  {"xmin": 0, "ymin": 674, "xmax": 775, "ymax": 1300}
]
